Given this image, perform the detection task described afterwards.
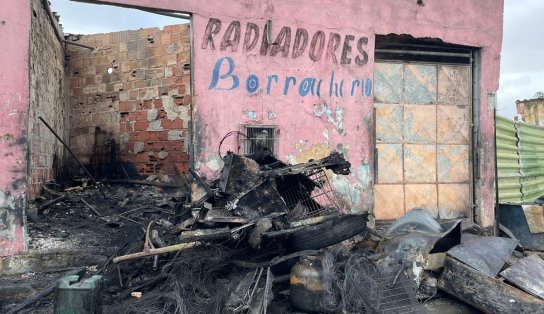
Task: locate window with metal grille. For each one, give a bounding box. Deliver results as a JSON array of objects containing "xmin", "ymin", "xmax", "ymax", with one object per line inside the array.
[{"xmin": 241, "ymin": 125, "xmax": 278, "ymax": 155}]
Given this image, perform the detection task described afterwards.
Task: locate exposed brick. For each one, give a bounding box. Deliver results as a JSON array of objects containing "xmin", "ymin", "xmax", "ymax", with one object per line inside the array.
[
  {"xmin": 119, "ymin": 101, "xmax": 131, "ymax": 113},
  {"xmin": 134, "ymin": 121, "xmax": 149, "ymax": 132},
  {"xmin": 68, "ymin": 23, "xmax": 191, "ymax": 178}
]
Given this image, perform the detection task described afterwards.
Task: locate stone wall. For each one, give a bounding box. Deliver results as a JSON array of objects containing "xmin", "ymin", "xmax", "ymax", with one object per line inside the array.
[
  {"xmin": 67, "ymin": 24, "xmax": 191, "ymax": 181},
  {"xmin": 28, "ymin": 0, "xmax": 67, "ymax": 199}
]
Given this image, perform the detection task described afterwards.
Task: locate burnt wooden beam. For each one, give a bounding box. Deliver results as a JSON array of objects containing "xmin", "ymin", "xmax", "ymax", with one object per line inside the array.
[{"xmin": 438, "ymin": 256, "xmax": 544, "ymax": 314}]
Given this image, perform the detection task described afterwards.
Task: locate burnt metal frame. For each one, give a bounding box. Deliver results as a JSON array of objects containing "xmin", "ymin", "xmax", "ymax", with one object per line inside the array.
[{"xmin": 281, "ymin": 168, "xmax": 343, "ymax": 221}]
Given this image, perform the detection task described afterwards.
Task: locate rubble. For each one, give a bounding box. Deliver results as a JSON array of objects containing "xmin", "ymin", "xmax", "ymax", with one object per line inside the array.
[{"xmin": 3, "ymin": 151, "xmax": 544, "ymax": 313}]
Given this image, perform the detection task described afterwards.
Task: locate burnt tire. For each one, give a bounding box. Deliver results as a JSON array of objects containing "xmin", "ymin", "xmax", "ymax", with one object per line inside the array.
[{"xmin": 287, "ymin": 214, "xmax": 368, "ymax": 251}]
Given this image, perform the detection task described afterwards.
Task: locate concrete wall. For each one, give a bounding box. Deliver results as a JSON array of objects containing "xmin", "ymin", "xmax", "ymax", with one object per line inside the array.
[
  {"xmin": 73, "ymin": 0, "xmax": 504, "ymax": 227},
  {"xmin": 0, "ymin": 0, "xmax": 30, "ymax": 256},
  {"xmin": 516, "ymin": 98, "xmax": 544, "ymax": 126},
  {"xmin": 67, "ymin": 25, "xmax": 191, "ymax": 180},
  {"xmin": 28, "ymin": 0, "xmax": 68, "ymax": 199}
]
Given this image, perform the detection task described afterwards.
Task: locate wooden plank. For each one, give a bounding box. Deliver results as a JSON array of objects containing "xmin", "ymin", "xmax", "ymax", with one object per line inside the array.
[{"xmin": 438, "ymin": 256, "xmax": 544, "ymax": 314}]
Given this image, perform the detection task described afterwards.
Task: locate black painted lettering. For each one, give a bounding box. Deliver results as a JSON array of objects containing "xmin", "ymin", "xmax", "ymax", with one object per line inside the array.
[
  {"xmin": 326, "ymin": 33, "xmax": 341, "ymax": 63},
  {"xmin": 355, "ymin": 36, "xmax": 369, "ymax": 66},
  {"xmin": 270, "ymin": 27, "xmax": 292, "ymax": 57},
  {"xmin": 243, "ymin": 22, "xmax": 259, "ymax": 52},
  {"xmin": 260, "ymin": 22, "xmax": 271, "ymax": 56},
  {"xmin": 309, "ymin": 31, "xmax": 325, "ymax": 62},
  {"xmin": 220, "ymin": 21, "xmax": 241, "ymax": 52},
  {"xmin": 291, "ymin": 28, "xmax": 308, "ymax": 59},
  {"xmin": 341, "ymin": 35, "xmax": 354, "ymax": 64},
  {"xmin": 201, "ymin": 18, "xmax": 222, "ymax": 50}
]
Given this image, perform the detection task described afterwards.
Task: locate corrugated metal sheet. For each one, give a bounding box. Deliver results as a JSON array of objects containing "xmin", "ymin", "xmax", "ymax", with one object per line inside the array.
[
  {"xmin": 496, "ymin": 116, "xmax": 522, "ymax": 203},
  {"xmin": 517, "ymin": 122, "xmax": 544, "ymax": 202},
  {"xmin": 497, "ymin": 116, "xmax": 544, "ymax": 203}
]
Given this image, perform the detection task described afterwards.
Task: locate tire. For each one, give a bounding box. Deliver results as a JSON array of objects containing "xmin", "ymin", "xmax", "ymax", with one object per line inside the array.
[{"xmin": 287, "ymin": 214, "xmax": 368, "ymax": 251}]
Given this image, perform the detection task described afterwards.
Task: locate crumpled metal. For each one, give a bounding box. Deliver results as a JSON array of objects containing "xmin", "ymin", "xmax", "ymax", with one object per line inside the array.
[{"xmin": 378, "ymin": 208, "xmax": 462, "ymax": 263}]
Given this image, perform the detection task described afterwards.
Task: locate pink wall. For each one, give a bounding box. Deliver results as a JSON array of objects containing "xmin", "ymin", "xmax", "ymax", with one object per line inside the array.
[
  {"xmin": 0, "ymin": 0, "xmax": 30, "ymax": 255},
  {"xmin": 82, "ymin": 0, "xmax": 503, "ymax": 227}
]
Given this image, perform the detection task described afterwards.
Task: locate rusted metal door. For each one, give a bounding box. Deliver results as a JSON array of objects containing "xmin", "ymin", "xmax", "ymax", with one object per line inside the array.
[{"xmin": 373, "ymin": 62, "xmax": 472, "ymax": 220}]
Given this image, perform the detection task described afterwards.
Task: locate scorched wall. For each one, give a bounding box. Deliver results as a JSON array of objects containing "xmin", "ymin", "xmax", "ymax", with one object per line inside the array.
[
  {"xmin": 81, "ymin": 0, "xmax": 504, "ymax": 228},
  {"xmin": 83, "ymin": 0, "xmax": 503, "ymax": 227},
  {"xmin": 67, "ymin": 24, "xmax": 191, "ymax": 180}
]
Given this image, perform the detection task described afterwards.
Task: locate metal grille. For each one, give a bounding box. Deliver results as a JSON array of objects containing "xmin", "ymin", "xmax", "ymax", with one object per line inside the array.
[
  {"xmin": 280, "ymin": 169, "xmax": 342, "ymax": 220},
  {"xmin": 242, "ymin": 125, "xmax": 277, "ymax": 155},
  {"xmin": 375, "ymin": 264, "xmax": 424, "ymax": 314}
]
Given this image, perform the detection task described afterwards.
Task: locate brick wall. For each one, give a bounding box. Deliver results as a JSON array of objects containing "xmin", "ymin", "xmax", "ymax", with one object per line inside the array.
[
  {"xmin": 66, "ymin": 24, "xmax": 191, "ymax": 181},
  {"xmin": 28, "ymin": 0, "xmax": 68, "ymax": 199}
]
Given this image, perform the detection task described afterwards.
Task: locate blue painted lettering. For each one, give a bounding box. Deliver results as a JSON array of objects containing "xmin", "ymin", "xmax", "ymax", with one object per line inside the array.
[
  {"xmin": 365, "ymin": 79, "xmax": 372, "ymax": 97},
  {"xmin": 299, "ymin": 78, "xmax": 316, "ymax": 96},
  {"xmin": 284, "ymin": 76, "xmax": 297, "ymax": 96},
  {"xmin": 208, "ymin": 57, "xmax": 239, "ymax": 90},
  {"xmin": 246, "ymin": 74, "xmax": 259, "ymax": 94},
  {"xmin": 351, "ymin": 79, "xmax": 360, "ymax": 96},
  {"xmin": 267, "ymin": 75, "xmax": 279, "ymax": 95}
]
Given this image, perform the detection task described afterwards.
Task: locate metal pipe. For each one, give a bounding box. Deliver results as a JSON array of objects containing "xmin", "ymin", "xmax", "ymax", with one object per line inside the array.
[
  {"xmin": 38, "ymin": 117, "xmax": 107, "ymax": 198},
  {"xmin": 494, "ymin": 103, "xmax": 500, "ymax": 236},
  {"xmin": 62, "ymin": 39, "xmax": 95, "ymax": 50},
  {"xmin": 137, "ymin": 8, "xmax": 190, "ymax": 19}
]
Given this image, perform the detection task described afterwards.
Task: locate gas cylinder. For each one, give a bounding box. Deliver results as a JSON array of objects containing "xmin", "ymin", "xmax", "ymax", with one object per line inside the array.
[{"xmin": 290, "ymin": 256, "xmax": 327, "ymax": 313}]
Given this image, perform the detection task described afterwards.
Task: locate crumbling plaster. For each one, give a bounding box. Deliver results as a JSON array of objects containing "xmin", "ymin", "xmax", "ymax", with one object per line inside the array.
[{"xmin": 71, "ymin": 0, "xmax": 503, "ymax": 227}]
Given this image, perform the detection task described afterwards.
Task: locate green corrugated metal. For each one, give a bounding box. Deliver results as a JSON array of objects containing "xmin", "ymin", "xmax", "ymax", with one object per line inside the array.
[
  {"xmin": 517, "ymin": 122, "xmax": 544, "ymax": 202},
  {"xmin": 496, "ymin": 116, "xmax": 522, "ymax": 203}
]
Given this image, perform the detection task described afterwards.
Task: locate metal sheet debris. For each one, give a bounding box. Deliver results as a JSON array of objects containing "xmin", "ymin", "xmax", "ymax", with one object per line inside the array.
[
  {"xmin": 499, "ymin": 203, "xmax": 544, "ymax": 251},
  {"xmin": 500, "ymin": 255, "xmax": 544, "ymax": 300},
  {"xmin": 447, "ymin": 236, "xmax": 518, "ymax": 277},
  {"xmin": 379, "ymin": 208, "xmax": 462, "ymax": 266},
  {"xmin": 522, "ymin": 205, "xmax": 544, "ymax": 234}
]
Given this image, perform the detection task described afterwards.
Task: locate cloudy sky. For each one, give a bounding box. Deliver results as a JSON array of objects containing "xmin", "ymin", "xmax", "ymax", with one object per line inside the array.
[{"xmin": 51, "ymin": 0, "xmax": 541, "ymax": 119}]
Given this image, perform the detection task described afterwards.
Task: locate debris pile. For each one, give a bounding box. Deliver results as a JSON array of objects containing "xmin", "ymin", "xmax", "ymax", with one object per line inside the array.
[
  {"xmin": 3, "ymin": 150, "xmax": 544, "ymax": 313},
  {"xmin": 108, "ymin": 150, "xmax": 378, "ymax": 313}
]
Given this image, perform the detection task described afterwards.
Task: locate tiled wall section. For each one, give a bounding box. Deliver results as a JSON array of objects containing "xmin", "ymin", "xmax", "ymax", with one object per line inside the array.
[
  {"xmin": 67, "ymin": 24, "xmax": 191, "ymax": 179},
  {"xmin": 374, "ymin": 63, "xmax": 471, "ymax": 220},
  {"xmin": 28, "ymin": 0, "xmax": 68, "ymax": 199}
]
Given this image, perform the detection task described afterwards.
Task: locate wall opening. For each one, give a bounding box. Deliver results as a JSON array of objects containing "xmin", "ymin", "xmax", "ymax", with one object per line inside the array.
[{"xmin": 51, "ymin": 0, "xmax": 192, "ymax": 183}]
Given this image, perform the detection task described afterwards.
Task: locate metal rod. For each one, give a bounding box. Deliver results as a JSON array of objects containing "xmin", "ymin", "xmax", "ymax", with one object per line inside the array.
[
  {"xmin": 80, "ymin": 198, "xmax": 102, "ymax": 216},
  {"xmin": 62, "ymin": 39, "xmax": 95, "ymax": 50},
  {"xmin": 38, "ymin": 117, "xmax": 107, "ymax": 198},
  {"xmin": 137, "ymin": 8, "xmax": 190, "ymax": 19},
  {"xmin": 494, "ymin": 104, "xmax": 500, "ymax": 236},
  {"xmin": 375, "ymin": 49, "xmax": 472, "ymax": 58}
]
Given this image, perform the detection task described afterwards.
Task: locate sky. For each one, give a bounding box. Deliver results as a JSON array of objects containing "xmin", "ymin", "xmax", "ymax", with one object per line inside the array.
[{"xmin": 51, "ymin": 0, "xmax": 541, "ymax": 119}]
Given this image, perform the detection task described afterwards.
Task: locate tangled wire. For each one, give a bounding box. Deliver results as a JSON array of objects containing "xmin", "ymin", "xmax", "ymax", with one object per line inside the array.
[
  {"xmin": 320, "ymin": 248, "xmax": 383, "ymax": 313},
  {"xmin": 112, "ymin": 245, "xmax": 245, "ymax": 314}
]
